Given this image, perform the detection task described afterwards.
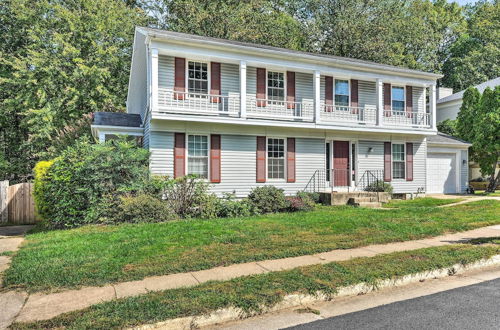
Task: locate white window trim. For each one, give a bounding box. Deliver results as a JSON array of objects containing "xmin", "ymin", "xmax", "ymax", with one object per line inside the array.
[
  {"xmin": 334, "ymin": 78, "xmax": 351, "ymax": 108},
  {"xmin": 185, "ymin": 60, "xmax": 211, "ymax": 98},
  {"xmin": 185, "ymin": 134, "xmax": 210, "ymax": 181},
  {"xmin": 266, "ymin": 136, "xmax": 287, "ymax": 182},
  {"xmin": 391, "ymin": 85, "xmax": 406, "ymax": 114},
  {"xmin": 391, "ymin": 142, "xmax": 406, "ymax": 181},
  {"xmin": 265, "ymin": 70, "xmax": 287, "ymax": 103}
]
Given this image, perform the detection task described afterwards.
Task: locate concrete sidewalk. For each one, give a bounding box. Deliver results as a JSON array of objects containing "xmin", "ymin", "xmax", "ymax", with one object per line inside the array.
[{"xmin": 7, "ymin": 224, "xmax": 500, "ymax": 326}]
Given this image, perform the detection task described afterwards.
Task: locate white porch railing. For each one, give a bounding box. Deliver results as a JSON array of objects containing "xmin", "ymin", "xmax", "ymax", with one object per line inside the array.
[
  {"xmin": 246, "ymin": 97, "xmax": 314, "ymax": 121},
  {"xmin": 383, "ymin": 110, "xmax": 430, "ymax": 128},
  {"xmin": 320, "ymin": 103, "xmax": 377, "ymax": 125},
  {"xmin": 157, "ymin": 90, "xmax": 240, "ymax": 116}
]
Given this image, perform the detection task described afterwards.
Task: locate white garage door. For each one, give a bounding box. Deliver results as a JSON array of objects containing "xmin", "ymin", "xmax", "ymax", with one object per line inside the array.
[{"xmin": 427, "ymin": 153, "xmax": 457, "ymax": 194}]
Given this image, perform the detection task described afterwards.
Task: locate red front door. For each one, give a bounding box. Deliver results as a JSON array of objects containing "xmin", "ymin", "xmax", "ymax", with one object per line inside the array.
[{"xmin": 333, "ymin": 141, "xmax": 350, "ymax": 186}]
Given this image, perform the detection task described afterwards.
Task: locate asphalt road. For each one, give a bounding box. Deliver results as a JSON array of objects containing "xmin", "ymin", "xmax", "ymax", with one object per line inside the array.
[{"xmin": 286, "ymin": 278, "xmax": 500, "ymax": 330}]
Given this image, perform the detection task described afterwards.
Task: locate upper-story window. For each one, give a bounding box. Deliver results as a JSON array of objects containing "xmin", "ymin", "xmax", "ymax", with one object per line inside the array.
[
  {"xmin": 392, "ymin": 143, "xmax": 405, "ymax": 179},
  {"xmin": 267, "ymin": 71, "xmax": 285, "ymax": 102},
  {"xmin": 187, "ymin": 135, "xmax": 208, "ymax": 179},
  {"xmin": 391, "ymin": 86, "xmax": 405, "ymax": 112},
  {"xmin": 268, "ymin": 138, "xmax": 285, "ymax": 179},
  {"xmin": 188, "ymin": 61, "xmax": 208, "ymax": 95},
  {"xmin": 335, "ymin": 79, "xmax": 350, "ymax": 107}
]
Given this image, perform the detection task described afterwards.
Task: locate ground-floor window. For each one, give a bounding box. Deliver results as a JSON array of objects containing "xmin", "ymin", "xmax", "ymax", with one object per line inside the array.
[
  {"xmin": 392, "ymin": 143, "xmax": 405, "ymax": 179},
  {"xmin": 187, "ymin": 135, "xmax": 208, "ymax": 179},
  {"xmin": 268, "ymin": 138, "xmax": 285, "ymax": 179}
]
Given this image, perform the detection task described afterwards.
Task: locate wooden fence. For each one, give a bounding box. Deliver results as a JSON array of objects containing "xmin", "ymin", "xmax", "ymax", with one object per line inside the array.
[{"xmin": 0, "ymin": 181, "xmax": 39, "ymax": 225}]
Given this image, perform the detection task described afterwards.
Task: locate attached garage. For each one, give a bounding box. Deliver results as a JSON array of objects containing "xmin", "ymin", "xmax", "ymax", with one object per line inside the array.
[{"xmin": 426, "ymin": 133, "xmax": 471, "ymax": 194}]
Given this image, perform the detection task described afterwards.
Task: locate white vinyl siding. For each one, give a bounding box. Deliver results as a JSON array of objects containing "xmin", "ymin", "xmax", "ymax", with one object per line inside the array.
[
  {"xmin": 460, "ymin": 150, "xmax": 468, "ymax": 193},
  {"xmin": 149, "ymin": 131, "xmax": 174, "ymax": 176},
  {"xmin": 358, "ymin": 80, "xmax": 377, "ymax": 109}
]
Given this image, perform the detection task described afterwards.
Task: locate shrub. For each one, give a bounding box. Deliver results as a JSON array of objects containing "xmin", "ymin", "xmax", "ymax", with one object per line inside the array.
[
  {"xmin": 161, "ymin": 176, "xmax": 212, "ymax": 218},
  {"xmin": 365, "ymin": 180, "xmax": 393, "ymax": 194},
  {"xmin": 248, "ymin": 186, "xmax": 287, "ymax": 213},
  {"xmin": 286, "ymin": 194, "xmax": 315, "ymax": 212},
  {"xmin": 33, "ymin": 160, "xmax": 55, "ymax": 220},
  {"xmin": 33, "ymin": 137, "xmax": 150, "ymax": 228},
  {"xmin": 111, "ymin": 194, "xmax": 176, "ymax": 224},
  {"xmin": 215, "ymin": 193, "xmax": 257, "ymax": 218},
  {"xmin": 296, "ymin": 191, "xmax": 321, "ymax": 204}
]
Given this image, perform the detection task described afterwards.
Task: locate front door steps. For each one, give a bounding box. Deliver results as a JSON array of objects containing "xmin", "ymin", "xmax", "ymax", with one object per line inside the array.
[{"xmin": 320, "ymin": 192, "xmax": 390, "ymax": 208}]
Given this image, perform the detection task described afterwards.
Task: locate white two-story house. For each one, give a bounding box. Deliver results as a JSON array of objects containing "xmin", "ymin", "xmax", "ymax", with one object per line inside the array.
[{"xmin": 92, "ymin": 27, "xmax": 470, "ymax": 196}]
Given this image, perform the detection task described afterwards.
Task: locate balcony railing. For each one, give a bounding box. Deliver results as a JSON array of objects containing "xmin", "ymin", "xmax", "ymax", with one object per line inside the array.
[
  {"xmin": 157, "ymin": 90, "xmax": 240, "ymax": 116},
  {"xmin": 246, "ymin": 97, "xmax": 314, "ymax": 121},
  {"xmin": 383, "ymin": 110, "xmax": 430, "ymax": 128},
  {"xmin": 320, "ymin": 103, "xmax": 377, "ymax": 125}
]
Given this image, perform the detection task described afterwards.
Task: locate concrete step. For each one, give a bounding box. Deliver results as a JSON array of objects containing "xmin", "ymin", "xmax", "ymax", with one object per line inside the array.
[
  {"xmin": 353, "ymin": 197, "xmax": 378, "ymax": 203},
  {"xmin": 355, "ymin": 201, "xmax": 382, "ymax": 208}
]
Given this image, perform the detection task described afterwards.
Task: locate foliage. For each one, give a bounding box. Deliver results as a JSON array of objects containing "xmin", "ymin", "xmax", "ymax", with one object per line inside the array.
[
  {"xmin": 365, "ymin": 180, "xmax": 394, "ymax": 194},
  {"xmin": 33, "ymin": 160, "xmax": 55, "ymax": 220},
  {"xmin": 0, "ymin": 0, "xmax": 149, "ymax": 183},
  {"xmin": 3, "ymin": 200, "xmax": 499, "ymax": 292},
  {"xmin": 456, "ymin": 86, "xmax": 500, "ymax": 192},
  {"xmin": 109, "ymin": 194, "xmax": 176, "ymax": 224},
  {"xmin": 285, "ymin": 194, "xmax": 315, "ymax": 212},
  {"xmin": 34, "ymin": 138, "xmax": 150, "ymax": 228},
  {"xmin": 213, "ymin": 193, "xmax": 257, "ymax": 218},
  {"xmin": 9, "ymin": 245, "xmax": 500, "ymax": 329},
  {"xmin": 248, "ymin": 186, "xmax": 288, "ymax": 214},
  {"xmin": 437, "ymin": 119, "xmax": 457, "ymax": 136},
  {"xmin": 158, "ymin": 176, "xmax": 212, "ymax": 218},
  {"xmin": 296, "ymin": 191, "xmax": 321, "ymax": 204}
]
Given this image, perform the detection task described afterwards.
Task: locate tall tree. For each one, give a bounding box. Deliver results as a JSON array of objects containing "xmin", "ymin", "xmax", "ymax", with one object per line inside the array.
[
  {"xmin": 0, "ymin": 0, "xmax": 148, "ymax": 182},
  {"xmin": 441, "ymin": 0, "xmax": 500, "ymax": 90}
]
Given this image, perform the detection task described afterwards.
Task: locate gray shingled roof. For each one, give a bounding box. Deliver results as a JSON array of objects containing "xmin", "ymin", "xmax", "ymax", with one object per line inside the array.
[
  {"xmin": 92, "ymin": 112, "xmax": 142, "ymax": 127},
  {"xmin": 427, "ymin": 132, "xmax": 471, "ymax": 146},
  {"xmin": 137, "ymin": 27, "xmax": 442, "ymax": 79},
  {"xmin": 437, "ymin": 77, "xmax": 500, "ymax": 104}
]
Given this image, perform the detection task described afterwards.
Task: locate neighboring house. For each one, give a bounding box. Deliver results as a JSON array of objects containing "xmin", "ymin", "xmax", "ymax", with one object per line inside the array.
[
  {"xmin": 436, "ymin": 77, "xmax": 500, "ymax": 180},
  {"xmin": 91, "ymin": 27, "xmax": 470, "ymax": 196}
]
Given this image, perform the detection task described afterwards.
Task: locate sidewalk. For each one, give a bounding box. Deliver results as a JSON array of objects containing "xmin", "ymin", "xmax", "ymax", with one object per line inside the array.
[{"xmin": 4, "ymin": 224, "xmax": 500, "ymax": 326}]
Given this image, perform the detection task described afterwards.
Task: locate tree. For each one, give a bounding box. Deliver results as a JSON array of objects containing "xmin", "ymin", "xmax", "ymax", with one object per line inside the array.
[
  {"xmin": 437, "ymin": 119, "xmax": 457, "ymax": 136},
  {"xmin": 441, "ymin": 0, "xmax": 500, "ymax": 90},
  {"xmin": 0, "ymin": 0, "xmax": 149, "ymax": 182},
  {"xmin": 456, "ymin": 86, "xmax": 500, "ymax": 192}
]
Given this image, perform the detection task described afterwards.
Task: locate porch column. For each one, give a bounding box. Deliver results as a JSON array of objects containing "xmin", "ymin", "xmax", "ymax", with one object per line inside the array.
[
  {"xmin": 150, "ymin": 48, "xmax": 159, "ymax": 113},
  {"xmin": 376, "ymin": 78, "xmax": 383, "ymax": 126},
  {"xmin": 240, "ymin": 61, "xmax": 247, "ymax": 119},
  {"xmin": 429, "ymin": 83, "xmax": 437, "ymax": 130},
  {"xmin": 313, "ymin": 70, "xmax": 321, "ymax": 123},
  {"xmin": 422, "ymin": 85, "xmax": 427, "ymax": 124}
]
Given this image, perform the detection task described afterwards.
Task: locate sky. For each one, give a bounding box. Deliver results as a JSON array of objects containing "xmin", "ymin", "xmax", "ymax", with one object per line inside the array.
[{"xmin": 448, "ymin": 0, "xmax": 480, "ymax": 5}]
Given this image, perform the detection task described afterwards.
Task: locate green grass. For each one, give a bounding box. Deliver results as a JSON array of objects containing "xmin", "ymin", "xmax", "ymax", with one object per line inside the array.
[
  {"xmin": 11, "ymin": 244, "xmax": 500, "ymax": 330},
  {"xmin": 3, "ymin": 200, "xmax": 500, "ymax": 292},
  {"xmin": 474, "ymin": 190, "xmax": 500, "ymax": 197},
  {"xmin": 384, "ymin": 197, "xmax": 464, "ymax": 208}
]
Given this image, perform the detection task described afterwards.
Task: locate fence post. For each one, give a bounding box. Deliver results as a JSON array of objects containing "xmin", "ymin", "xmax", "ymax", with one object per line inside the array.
[{"xmin": 0, "ymin": 180, "xmax": 8, "ymax": 223}]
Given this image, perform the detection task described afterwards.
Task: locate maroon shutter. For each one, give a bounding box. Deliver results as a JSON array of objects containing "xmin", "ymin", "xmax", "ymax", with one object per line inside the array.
[
  {"xmin": 406, "ymin": 142, "xmax": 413, "ymax": 181},
  {"xmin": 286, "ymin": 71, "xmax": 295, "ymax": 109},
  {"xmin": 174, "ymin": 57, "xmax": 186, "ymax": 100},
  {"xmin": 384, "ymin": 142, "xmax": 391, "ymax": 182},
  {"xmin": 406, "ymin": 86, "xmax": 413, "ymax": 118},
  {"xmin": 210, "ymin": 62, "xmax": 221, "ymax": 103},
  {"xmin": 174, "ymin": 133, "xmax": 186, "ymax": 178},
  {"xmin": 383, "ymin": 83, "xmax": 391, "ymax": 117},
  {"xmin": 287, "ymin": 138, "xmax": 296, "ymax": 183},
  {"xmin": 325, "ymin": 76, "xmax": 333, "ymax": 112},
  {"xmin": 256, "ymin": 68, "xmax": 266, "ymax": 107},
  {"xmin": 351, "ymin": 79, "xmax": 359, "ymax": 114},
  {"xmin": 256, "ymin": 136, "xmax": 266, "ymax": 182},
  {"xmin": 210, "ymin": 135, "xmax": 221, "ymax": 183}
]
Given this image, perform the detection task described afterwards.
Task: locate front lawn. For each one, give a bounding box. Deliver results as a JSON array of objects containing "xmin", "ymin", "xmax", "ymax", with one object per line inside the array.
[
  {"xmin": 384, "ymin": 197, "xmax": 464, "ymax": 208},
  {"xmin": 474, "ymin": 190, "xmax": 500, "ymax": 197},
  {"xmin": 11, "ymin": 244, "xmax": 500, "ymax": 330},
  {"xmin": 3, "ymin": 200, "xmax": 499, "ymax": 292}
]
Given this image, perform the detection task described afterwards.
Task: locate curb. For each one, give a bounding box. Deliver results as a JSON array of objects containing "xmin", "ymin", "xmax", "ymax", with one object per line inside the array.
[{"xmin": 133, "ymin": 255, "xmax": 500, "ymax": 330}]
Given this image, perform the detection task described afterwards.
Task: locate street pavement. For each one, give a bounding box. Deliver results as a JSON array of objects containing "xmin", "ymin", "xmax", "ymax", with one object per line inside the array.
[{"xmin": 287, "ymin": 278, "xmax": 500, "ymax": 330}]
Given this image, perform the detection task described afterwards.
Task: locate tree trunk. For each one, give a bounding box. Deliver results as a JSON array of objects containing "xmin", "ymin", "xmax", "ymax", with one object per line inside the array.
[{"xmin": 486, "ymin": 166, "xmax": 500, "ymax": 193}]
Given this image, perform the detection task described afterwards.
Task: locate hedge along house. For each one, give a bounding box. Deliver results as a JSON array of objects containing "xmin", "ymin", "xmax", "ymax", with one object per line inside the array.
[{"xmin": 91, "ymin": 27, "xmax": 470, "ymax": 197}]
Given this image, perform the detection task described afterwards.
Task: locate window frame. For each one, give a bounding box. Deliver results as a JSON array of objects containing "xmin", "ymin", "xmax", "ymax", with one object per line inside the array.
[
  {"xmin": 266, "ymin": 137, "xmax": 287, "ymax": 181},
  {"xmin": 266, "ymin": 70, "xmax": 287, "ymax": 104},
  {"xmin": 186, "ymin": 134, "xmax": 210, "ymax": 180},
  {"xmin": 334, "ymin": 78, "xmax": 350, "ymax": 109},
  {"xmin": 391, "ymin": 85, "xmax": 406, "ymax": 114},
  {"xmin": 391, "ymin": 142, "xmax": 406, "ymax": 180},
  {"xmin": 185, "ymin": 60, "xmax": 211, "ymax": 98}
]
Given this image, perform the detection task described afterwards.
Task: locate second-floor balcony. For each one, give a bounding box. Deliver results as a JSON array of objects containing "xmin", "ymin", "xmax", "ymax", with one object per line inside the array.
[{"xmin": 156, "ymin": 89, "xmax": 431, "ymax": 129}]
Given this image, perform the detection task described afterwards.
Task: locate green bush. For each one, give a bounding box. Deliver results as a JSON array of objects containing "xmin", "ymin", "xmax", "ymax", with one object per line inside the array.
[
  {"xmin": 33, "ymin": 137, "xmax": 150, "ymax": 228},
  {"xmin": 286, "ymin": 194, "xmax": 316, "ymax": 212},
  {"xmin": 296, "ymin": 191, "xmax": 321, "ymax": 204},
  {"xmin": 248, "ymin": 186, "xmax": 287, "ymax": 214},
  {"xmin": 33, "ymin": 160, "xmax": 55, "ymax": 220},
  {"xmin": 159, "ymin": 176, "xmax": 212, "ymax": 218},
  {"xmin": 111, "ymin": 194, "xmax": 176, "ymax": 223},
  {"xmin": 365, "ymin": 180, "xmax": 394, "ymax": 194},
  {"xmin": 214, "ymin": 193, "xmax": 257, "ymax": 218}
]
